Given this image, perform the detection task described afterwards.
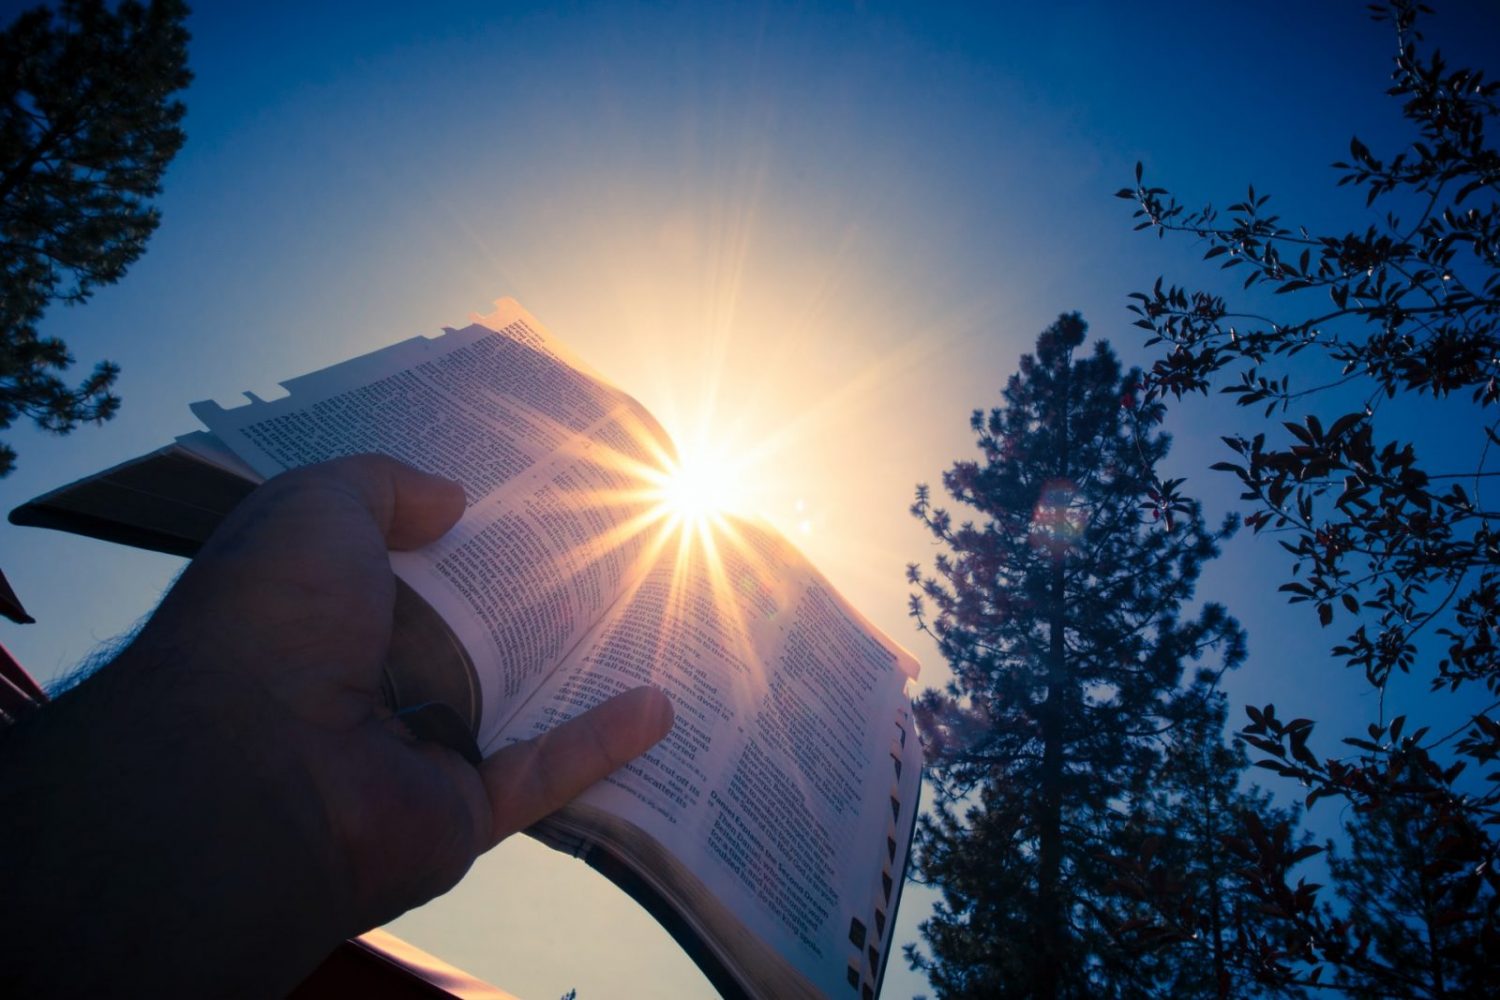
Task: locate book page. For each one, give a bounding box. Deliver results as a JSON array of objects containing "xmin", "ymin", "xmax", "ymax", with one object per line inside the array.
[
  {"xmin": 499, "ymin": 516, "xmax": 923, "ymax": 997},
  {"xmin": 192, "ymin": 300, "xmax": 677, "ymax": 741}
]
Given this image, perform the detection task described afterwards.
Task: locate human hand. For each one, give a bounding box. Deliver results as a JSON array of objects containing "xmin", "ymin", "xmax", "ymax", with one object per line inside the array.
[{"xmin": 0, "ymin": 455, "xmax": 673, "ymax": 997}]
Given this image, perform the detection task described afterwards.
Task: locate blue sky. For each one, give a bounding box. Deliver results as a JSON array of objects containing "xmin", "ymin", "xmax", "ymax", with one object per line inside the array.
[{"xmin": 4, "ymin": 2, "xmax": 1498, "ymax": 996}]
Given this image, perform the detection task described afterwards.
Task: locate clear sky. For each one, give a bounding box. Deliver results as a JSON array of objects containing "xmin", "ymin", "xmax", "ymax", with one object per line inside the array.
[{"xmin": 4, "ymin": 2, "xmax": 1498, "ymax": 997}]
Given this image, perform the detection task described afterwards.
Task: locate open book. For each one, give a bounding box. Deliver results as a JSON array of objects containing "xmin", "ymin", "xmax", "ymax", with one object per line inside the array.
[{"xmin": 11, "ymin": 299, "xmax": 923, "ymax": 1000}]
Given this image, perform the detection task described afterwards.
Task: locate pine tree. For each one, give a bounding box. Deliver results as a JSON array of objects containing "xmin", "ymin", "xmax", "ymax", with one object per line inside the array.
[
  {"xmin": 905, "ymin": 313, "xmax": 1248, "ymax": 998},
  {"xmin": 0, "ymin": 0, "xmax": 191, "ymax": 475}
]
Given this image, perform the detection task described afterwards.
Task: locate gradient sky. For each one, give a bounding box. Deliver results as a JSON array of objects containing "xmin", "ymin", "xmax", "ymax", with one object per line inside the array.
[{"xmin": 4, "ymin": 2, "xmax": 1498, "ymax": 997}]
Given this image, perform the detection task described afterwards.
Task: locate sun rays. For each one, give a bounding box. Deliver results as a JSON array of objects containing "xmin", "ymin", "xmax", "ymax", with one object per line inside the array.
[{"xmin": 494, "ymin": 406, "xmax": 777, "ymax": 688}]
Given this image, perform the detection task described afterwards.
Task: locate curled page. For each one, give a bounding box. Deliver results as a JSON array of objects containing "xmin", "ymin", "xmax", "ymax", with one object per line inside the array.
[{"xmin": 192, "ymin": 299, "xmax": 675, "ymax": 743}]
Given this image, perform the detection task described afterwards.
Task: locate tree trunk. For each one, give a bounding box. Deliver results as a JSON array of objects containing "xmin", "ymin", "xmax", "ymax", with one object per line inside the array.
[
  {"xmin": 1035, "ymin": 357, "xmax": 1072, "ymax": 999},
  {"xmin": 1423, "ymin": 891, "xmax": 1446, "ymax": 999},
  {"xmin": 1209, "ymin": 817, "xmax": 1227, "ymax": 998},
  {"xmin": 1036, "ymin": 552, "xmax": 1066, "ymax": 1000}
]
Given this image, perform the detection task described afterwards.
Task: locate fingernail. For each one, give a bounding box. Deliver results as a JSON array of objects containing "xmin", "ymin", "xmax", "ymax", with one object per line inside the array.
[{"xmin": 643, "ymin": 686, "xmax": 675, "ymax": 734}]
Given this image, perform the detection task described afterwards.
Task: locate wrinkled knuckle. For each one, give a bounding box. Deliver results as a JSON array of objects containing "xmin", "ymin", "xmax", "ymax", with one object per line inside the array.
[{"xmin": 587, "ymin": 718, "xmax": 629, "ymax": 772}]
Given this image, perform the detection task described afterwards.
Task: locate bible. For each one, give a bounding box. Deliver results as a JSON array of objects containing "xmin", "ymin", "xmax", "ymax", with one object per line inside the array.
[{"xmin": 11, "ymin": 299, "xmax": 923, "ymax": 1000}]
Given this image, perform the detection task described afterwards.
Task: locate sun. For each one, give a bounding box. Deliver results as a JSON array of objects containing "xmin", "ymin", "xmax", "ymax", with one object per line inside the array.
[
  {"xmin": 662, "ymin": 458, "xmax": 730, "ymax": 519},
  {"xmin": 652, "ymin": 443, "xmax": 746, "ymax": 531}
]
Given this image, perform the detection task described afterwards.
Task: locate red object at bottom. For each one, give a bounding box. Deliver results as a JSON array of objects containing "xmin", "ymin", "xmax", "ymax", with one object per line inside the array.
[
  {"xmin": 0, "ymin": 641, "xmax": 46, "ymax": 724},
  {"xmin": 292, "ymin": 930, "xmax": 517, "ymax": 1000}
]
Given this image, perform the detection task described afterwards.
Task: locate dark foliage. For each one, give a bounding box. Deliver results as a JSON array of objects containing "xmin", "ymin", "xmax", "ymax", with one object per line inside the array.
[
  {"xmin": 1102, "ymin": 682, "xmax": 1308, "ymax": 1000},
  {"xmin": 1326, "ymin": 761, "xmax": 1494, "ymax": 998},
  {"xmin": 905, "ymin": 314, "xmax": 1267, "ymax": 998},
  {"xmin": 0, "ymin": 0, "xmax": 190, "ymax": 476},
  {"xmin": 1120, "ymin": 1, "xmax": 1498, "ymax": 993}
]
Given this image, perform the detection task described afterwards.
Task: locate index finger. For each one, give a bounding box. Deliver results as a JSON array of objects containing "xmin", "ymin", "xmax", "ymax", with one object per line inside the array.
[{"xmin": 480, "ymin": 686, "xmax": 675, "ymax": 844}]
